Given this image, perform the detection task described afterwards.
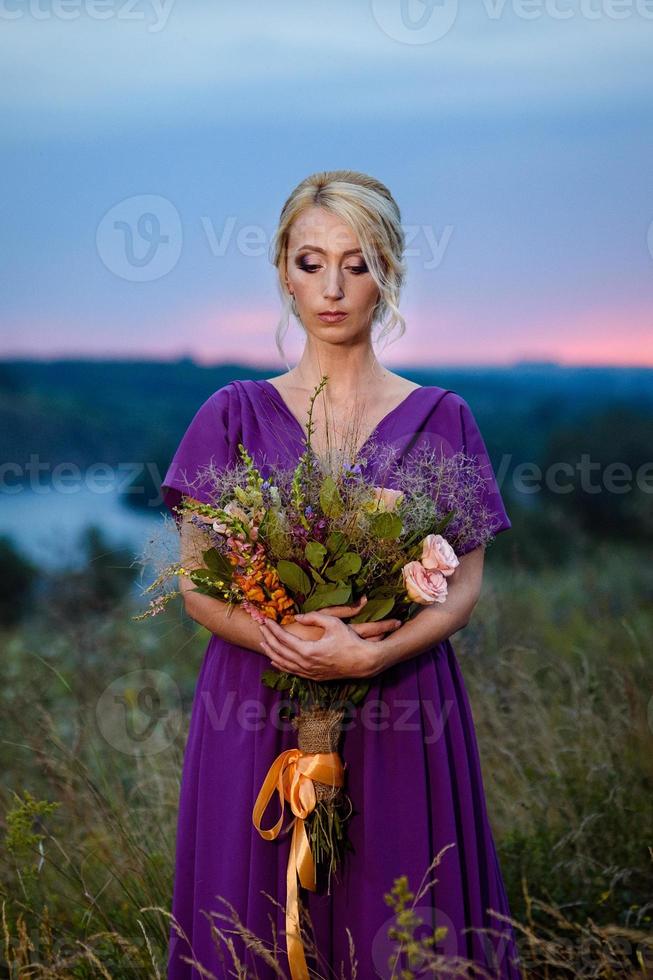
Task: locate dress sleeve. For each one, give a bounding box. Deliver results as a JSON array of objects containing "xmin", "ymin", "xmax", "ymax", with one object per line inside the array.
[
  {"xmin": 457, "ymin": 395, "xmax": 512, "ymax": 555},
  {"xmin": 161, "ymin": 384, "xmax": 234, "ymax": 524}
]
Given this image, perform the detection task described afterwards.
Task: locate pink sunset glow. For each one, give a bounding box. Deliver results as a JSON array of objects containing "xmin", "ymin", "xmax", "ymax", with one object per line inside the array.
[{"xmin": 4, "ymin": 302, "xmax": 650, "ymax": 367}]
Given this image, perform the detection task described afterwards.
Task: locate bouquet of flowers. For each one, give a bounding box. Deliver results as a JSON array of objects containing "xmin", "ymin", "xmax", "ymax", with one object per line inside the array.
[{"xmin": 137, "ymin": 376, "xmax": 499, "ymax": 977}]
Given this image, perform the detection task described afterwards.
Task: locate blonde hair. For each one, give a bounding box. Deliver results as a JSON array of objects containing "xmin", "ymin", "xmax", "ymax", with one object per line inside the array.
[{"xmin": 269, "ymin": 169, "xmax": 407, "ymax": 364}]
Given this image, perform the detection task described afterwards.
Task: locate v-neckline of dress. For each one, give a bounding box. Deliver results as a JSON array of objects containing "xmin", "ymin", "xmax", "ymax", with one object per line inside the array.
[{"xmin": 255, "ymin": 378, "xmax": 424, "ymax": 460}]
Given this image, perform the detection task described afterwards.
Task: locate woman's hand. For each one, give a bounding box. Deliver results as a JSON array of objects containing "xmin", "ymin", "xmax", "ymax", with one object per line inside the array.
[
  {"xmin": 289, "ymin": 595, "xmax": 401, "ymax": 641},
  {"xmin": 258, "ymin": 609, "xmax": 389, "ymax": 681},
  {"xmin": 253, "ymin": 595, "xmax": 402, "ymax": 645}
]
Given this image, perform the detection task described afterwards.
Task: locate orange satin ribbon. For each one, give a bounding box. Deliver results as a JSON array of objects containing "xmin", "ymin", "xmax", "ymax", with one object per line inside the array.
[{"xmin": 252, "ymin": 748, "xmax": 345, "ymax": 980}]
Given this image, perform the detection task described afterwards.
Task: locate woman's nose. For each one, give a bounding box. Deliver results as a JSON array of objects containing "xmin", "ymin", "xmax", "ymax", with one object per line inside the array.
[{"xmin": 323, "ymin": 267, "xmax": 345, "ymax": 299}]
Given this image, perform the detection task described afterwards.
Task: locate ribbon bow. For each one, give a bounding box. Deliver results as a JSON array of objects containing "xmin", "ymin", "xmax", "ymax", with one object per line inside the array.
[{"xmin": 252, "ymin": 747, "xmax": 345, "ymax": 980}]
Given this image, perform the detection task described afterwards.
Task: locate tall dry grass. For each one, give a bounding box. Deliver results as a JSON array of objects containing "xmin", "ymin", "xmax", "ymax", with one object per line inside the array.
[{"xmin": 1, "ymin": 542, "xmax": 651, "ymax": 977}]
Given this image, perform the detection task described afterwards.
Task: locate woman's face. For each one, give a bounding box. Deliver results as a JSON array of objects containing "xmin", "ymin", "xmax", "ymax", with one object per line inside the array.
[{"xmin": 284, "ymin": 206, "xmax": 380, "ymax": 344}]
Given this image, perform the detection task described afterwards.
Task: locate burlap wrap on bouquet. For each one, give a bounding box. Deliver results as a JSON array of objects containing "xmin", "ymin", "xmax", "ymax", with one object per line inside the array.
[{"xmin": 291, "ymin": 705, "xmax": 346, "ymax": 804}]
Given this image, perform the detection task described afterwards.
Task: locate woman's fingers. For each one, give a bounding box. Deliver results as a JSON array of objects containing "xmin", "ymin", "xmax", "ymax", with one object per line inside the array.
[
  {"xmin": 350, "ymin": 618, "xmax": 402, "ymax": 639},
  {"xmin": 259, "ymin": 626, "xmax": 305, "ymax": 671},
  {"xmin": 259, "ymin": 619, "xmax": 312, "ymax": 657}
]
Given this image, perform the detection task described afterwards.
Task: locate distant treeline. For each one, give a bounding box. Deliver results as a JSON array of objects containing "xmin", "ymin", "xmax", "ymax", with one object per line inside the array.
[
  {"xmin": 2, "ymin": 357, "xmax": 652, "ymax": 465},
  {"xmin": 1, "ymin": 358, "xmax": 652, "ymax": 544}
]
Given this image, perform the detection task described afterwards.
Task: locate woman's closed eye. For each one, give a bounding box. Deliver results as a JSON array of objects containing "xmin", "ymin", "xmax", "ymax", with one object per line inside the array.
[{"xmin": 296, "ymin": 259, "xmax": 368, "ymax": 275}]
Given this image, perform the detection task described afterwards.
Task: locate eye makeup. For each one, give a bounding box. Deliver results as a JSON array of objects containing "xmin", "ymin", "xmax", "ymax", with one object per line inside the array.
[{"xmin": 295, "ymin": 255, "xmax": 368, "ymax": 275}]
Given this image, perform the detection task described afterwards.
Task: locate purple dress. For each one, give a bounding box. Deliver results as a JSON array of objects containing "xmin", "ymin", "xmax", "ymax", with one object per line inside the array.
[{"xmin": 161, "ymin": 378, "xmax": 522, "ymax": 980}]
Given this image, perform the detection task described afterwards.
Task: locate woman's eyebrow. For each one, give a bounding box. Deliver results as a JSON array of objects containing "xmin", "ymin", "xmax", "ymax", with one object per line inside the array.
[{"xmin": 295, "ymin": 244, "xmax": 363, "ymax": 257}]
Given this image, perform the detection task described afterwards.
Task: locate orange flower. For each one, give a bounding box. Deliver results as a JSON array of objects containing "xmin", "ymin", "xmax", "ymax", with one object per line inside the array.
[{"xmin": 228, "ymin": 541, "xmax": 296, "ymax": 624}]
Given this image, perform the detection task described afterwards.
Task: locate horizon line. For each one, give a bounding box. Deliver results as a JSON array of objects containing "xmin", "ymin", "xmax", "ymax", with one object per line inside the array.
[{"xmin": 1, "ymin": 354, "xmax": 652, "ymax": 371}]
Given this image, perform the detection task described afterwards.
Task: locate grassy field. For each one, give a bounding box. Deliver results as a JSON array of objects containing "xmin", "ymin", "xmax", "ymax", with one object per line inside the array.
[{"xmin": 1, "ymin": 537, "xmax": 652, "ymax": 977}]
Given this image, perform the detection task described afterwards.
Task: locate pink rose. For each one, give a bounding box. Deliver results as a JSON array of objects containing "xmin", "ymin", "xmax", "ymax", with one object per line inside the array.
[
  {"xmin": 372, "ymin": 486, "xmax": 404, "ymax": 511},
  {"xmin": 402, "ymin": 561, "xmax": 449, "ymax": 605},
  {"xmin": 420, "ymin": 534, "xmax": 459, "ymax": 577}
]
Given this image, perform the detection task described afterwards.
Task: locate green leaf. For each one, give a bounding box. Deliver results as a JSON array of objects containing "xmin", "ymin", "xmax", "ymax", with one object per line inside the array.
[
  {"xmin": 202, "ymin": 548, "xmax": 234, "ymax": 581},
  {"xmin": 325, "ymin": 531, "xmax": 347, "ymax": 557},
  {"xmin": 302, "ymin": 583, "xmax": 351, "ymax": 612},
  {"xmin": 261, "ymin": 669, "xmax": 293, "ymax": 691},
  {"xmin": 349, "ymin": 682, "xmax": 371, "ymax": 705},
  {"xmin": 369, "ymin": 511, "xmax": 403, "ymax": 539},
  {"xmin": 305, "ymin": 540, "xmax": 327, "ymax": 567},
  {"xmin": 349, "ymin": 596, "xmax": 397, "ymax": 623},
  {"xmin": 276, "ymin": 560, "xmax": 311, "ymax": 595},
  {"xmin": 191, "ymin": 581, "xmax": 221, "ymax": 598},
  {"xmin": 325, "ymin": 551, "xmax": 362, "ymax": 581},
  {"xmin": 311, "ymin": 580, "xmax": 348, "ymax": 595},
  {"xmin": 368, "ymin": 584, "xmax": 397, "ymax": 598},
  {"xmin": 319, "ymin": 475, "xmax": 344, "ymax": 518}
]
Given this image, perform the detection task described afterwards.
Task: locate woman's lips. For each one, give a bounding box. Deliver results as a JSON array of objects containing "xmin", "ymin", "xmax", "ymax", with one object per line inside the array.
[{"xmin": 317, "ymin": 312, "xmax": 348, "ymax": 322}]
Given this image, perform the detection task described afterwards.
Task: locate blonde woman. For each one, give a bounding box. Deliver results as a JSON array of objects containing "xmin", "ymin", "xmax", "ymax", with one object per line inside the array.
[{"xmin": 162, "ymin": 170, "xmax": 521, "ymax": 979}]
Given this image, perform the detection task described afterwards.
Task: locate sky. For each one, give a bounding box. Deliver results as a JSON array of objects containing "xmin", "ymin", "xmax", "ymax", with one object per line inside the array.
[{"xmin": 1, "ymin": 0, "xmax": 652, "ymax": 368}]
